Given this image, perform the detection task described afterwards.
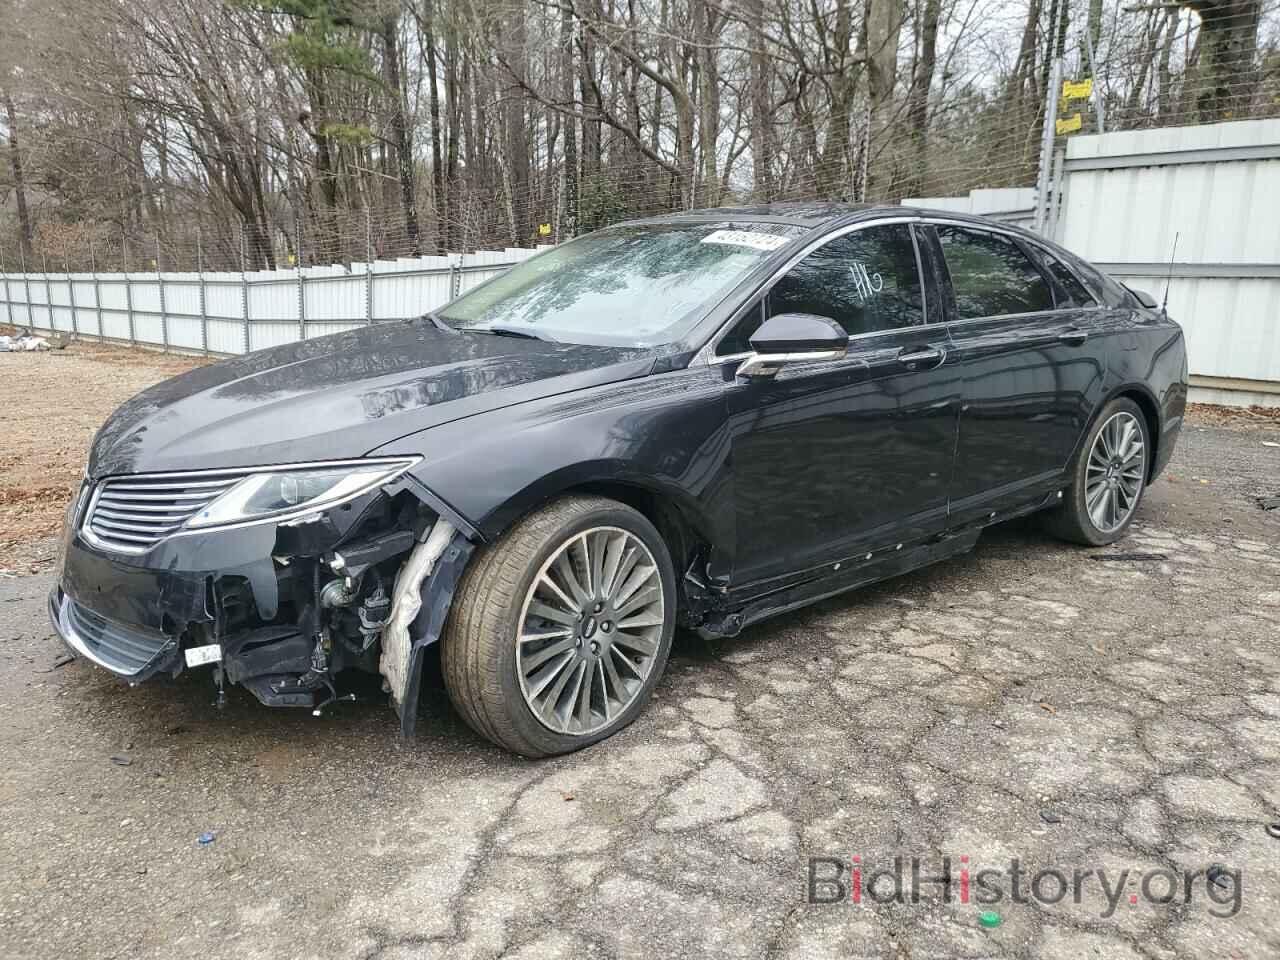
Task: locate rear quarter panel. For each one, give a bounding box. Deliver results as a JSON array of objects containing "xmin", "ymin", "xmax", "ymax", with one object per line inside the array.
[{"xmin": 1089, "ymin": 307, "xmax": 1187, "ymax": 479}]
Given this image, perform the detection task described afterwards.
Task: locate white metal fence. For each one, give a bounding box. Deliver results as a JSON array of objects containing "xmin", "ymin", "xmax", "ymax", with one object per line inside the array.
[
  {"xmin": 902, "ymin": 187, "xmax": 1037, "ymax": 231},
  {"xmin": 5, "ymin": 120, "xmax": 1279, "ymax": 408},
  {"xmin": 1050, "ymin": 118, "xmax": 1280, "ymax": 407},
  {"xmin": 0, "ymin": 247, "xmax": 542, "ymax": 354}
]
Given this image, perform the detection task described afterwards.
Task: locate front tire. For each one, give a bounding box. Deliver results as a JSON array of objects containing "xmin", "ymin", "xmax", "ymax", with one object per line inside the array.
[
  {"xmin": 441, "ymin": 495, "xmax": 676, "ymax": 757},
  {"xmin": 1042, "ymin": 397, "xmax": 1150, "ymax": 546}
]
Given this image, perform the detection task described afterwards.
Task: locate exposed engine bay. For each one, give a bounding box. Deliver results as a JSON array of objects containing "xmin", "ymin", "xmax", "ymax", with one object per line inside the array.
[
  {"xmin": 206, "ymin": 491, "xmax": 469, "ymax": 728},
  {"xmin": 52, "ymin": 476, "xmax": 474, "ymax": 735}
]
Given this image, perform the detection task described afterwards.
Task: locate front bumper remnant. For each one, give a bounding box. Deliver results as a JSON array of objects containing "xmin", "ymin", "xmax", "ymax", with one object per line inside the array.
[
  {"xmin": 49, "ymin": 588, "xmax": 179, "ymax": 682},
  {"xmin": 49, "ymin": 472, "xmax": 478, "ymax": 729}
]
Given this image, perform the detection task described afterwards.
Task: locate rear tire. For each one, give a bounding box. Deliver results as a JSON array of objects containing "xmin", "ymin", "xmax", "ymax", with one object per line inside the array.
[
  {"xmin": 1042, "ymin": 397, "xmax": 1150, "ymax": 546},
  {"xmin": 441, "ymin": 495, "xmax": 676, "ymax": 757}
]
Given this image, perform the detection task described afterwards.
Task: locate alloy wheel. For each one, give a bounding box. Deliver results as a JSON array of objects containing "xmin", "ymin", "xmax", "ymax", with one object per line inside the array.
[
  {"xmin": 516, "ymin": 526, "xmax": 666, "ymax": 736},
  {"xmin": 1085, "ymin": 411, "xmax": 1146, "ymax": 533}
]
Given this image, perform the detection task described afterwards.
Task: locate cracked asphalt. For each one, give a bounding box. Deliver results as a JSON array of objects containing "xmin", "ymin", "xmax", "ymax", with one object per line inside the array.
[{"xmin": 2, "ymin": 418, "xmax": 1278, "ymax": 960}]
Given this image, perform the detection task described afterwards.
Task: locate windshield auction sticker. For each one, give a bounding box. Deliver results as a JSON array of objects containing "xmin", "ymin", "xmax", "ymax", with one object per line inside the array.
[{"xmin": 700, "ymin": 229, "xmax": 790, "ymax": 251}]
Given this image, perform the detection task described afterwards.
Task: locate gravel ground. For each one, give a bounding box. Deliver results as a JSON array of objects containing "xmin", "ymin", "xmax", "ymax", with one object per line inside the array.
[
  {"xmin": 0, "ymin": 335, "xmax": 203, "ymax": 570},
  {"xmin": 1, "ymin": 344, "xmax": 1279, "ymax": 959}
]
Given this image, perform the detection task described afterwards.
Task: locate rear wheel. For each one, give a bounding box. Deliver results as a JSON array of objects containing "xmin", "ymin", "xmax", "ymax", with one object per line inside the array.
[
  {"xmin": 441, "ymin": 495, "xmax": 675, "ymax": 757},
  {"xmin": 1042, "ymin": 397, "xmax": 1150, "ymax": 546}
]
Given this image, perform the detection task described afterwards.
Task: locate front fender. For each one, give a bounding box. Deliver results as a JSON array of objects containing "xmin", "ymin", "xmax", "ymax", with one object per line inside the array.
[{"xmin": 371, "ymin": 365, "xmax": 735, "ymax": 546}]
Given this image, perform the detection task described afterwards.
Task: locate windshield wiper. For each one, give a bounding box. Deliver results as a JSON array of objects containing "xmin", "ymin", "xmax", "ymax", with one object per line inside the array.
[{"xmin": 475, "ymin": 325, "xmax": 554, "ymax": 342}]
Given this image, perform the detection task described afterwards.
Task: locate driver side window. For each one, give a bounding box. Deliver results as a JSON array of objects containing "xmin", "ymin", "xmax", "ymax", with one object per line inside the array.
[{"xmin": 716, "ymin": 224, "xmax": 925, "ymax": 355}]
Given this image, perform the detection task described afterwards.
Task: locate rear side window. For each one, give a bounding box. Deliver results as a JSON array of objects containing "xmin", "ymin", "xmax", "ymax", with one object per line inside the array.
[
  {"xmin": 1035, "ymin": 246, "xmax": 1098, "ymax": 308},
  {"xmin": 766, "ymin": 224, "xmax": 925, "ymax": 336},
  {"xmin": 1067, "ymin": 256, "xmax": 1136, "ymax": 309},
  {"xmin": 937, "ymin": 226, "xmax": 1054, "ymax": 319}
]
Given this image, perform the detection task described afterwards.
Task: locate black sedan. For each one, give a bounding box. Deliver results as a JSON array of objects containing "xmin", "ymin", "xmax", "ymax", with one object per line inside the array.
[{"xmin": 50, "ymin": 204, "xmax": 1187, "ymax": 756}]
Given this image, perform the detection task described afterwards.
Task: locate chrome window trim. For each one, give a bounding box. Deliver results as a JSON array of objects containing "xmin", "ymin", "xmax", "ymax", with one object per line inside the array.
[
  {"xmin": 697, "ymin": 216, "xmax": 936, "ymax": 365},
  {"xmin": 695, "ymin": 214, "xmax": 1109, "ymax": 368}
]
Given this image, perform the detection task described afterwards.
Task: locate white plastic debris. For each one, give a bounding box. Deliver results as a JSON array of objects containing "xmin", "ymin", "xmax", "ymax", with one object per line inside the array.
[{"xmin": 1, "ymin": 334, "xmax": 52, "ymax": 352}]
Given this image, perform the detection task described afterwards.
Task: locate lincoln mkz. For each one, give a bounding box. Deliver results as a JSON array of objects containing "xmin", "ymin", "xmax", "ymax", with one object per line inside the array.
[{"xmin": 51, "ymin": 204, "xmax": 1187, "ymax": 755}]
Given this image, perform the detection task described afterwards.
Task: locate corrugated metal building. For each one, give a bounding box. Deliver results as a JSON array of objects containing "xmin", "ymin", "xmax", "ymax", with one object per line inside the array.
[{"xmin": 1052, "ymin": 118, "xmax": 1280, "ymax": 407}]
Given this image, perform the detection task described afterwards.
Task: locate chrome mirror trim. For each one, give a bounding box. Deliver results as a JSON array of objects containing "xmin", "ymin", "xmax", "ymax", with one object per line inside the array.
[{"xmin": 736, "ymin": 347, "xmax": 846, "ymax": 378}]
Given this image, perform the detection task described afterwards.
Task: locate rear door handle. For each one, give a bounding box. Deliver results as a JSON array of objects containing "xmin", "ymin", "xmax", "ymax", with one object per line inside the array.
[
  {"xmin": 1058, "ymin": 327, "xmax": 1089, "ymax": 345},
  {"xmin": 897, "ymin": 345, "xmax": 945, "ymax": 368}
]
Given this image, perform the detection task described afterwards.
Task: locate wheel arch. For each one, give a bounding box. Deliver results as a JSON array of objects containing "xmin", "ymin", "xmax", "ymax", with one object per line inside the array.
[
  {"xmin": 1106, "ymin": 383, "xmax": 1162, "ymax": 482},
  {"xmin": 1070, "ymin": 383, "xmax": 1163, "ymax": 483},
  {"xmin": 477, "ymin": 467, "xmax": 721, "ymax": 620}
]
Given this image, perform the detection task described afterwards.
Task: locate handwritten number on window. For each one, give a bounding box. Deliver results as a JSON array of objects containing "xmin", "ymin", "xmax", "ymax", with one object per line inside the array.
[{"xmin": 849, "ymin": 262, "xmax": 883, "ymax": 303}]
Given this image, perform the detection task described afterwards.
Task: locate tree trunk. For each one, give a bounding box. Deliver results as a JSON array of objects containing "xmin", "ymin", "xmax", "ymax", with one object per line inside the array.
[
  {"xmin": 381, "ymin": 13, "xmax": 420, "ymax": 255},
  {"xmin": 444, "ymin": 23, "xmax": 462, "ymax": 251},
  {"xmin": 2, "ymin": 92, "xmax": 33, "ymax": 261},
  {"xmin": 503, "ymin": 3, "xmax": 532, "ymax": 243},
  {"xmin": 561, "ymin": 1, "xmax": 579, "ymax": 237},
  {"xmin": 578, "ymin": 16, "xmax": 601, "ymax": 182},
  {"xmin": 1185, "ymin": 0, "xmax": 1261, "ymax": 121},
  {"xmin": 819, "ymin": 0, "xmax": 856, "ymax": 198},
  {"xmin": 1158, "ymin": 7, "xmax": 1179, "ymax": 117},
  {"xmin": 904, "ymin": 0, "xmax": 940, "ymax": 196},
  {"xmin": 744, "ymin": 0, "xmax": 774, "ymax": 201},
  {"xmin": 424, "ymin": 0, "xmax": 447, "ymax": 253},
  {"xmin": 691, "ymin": 0, "xmax": 721, "ymax": 206}
]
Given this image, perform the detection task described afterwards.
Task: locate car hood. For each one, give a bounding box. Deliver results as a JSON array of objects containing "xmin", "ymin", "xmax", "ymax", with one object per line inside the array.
[{"xmin": 87, "ymin": 320, "xmax": 656, "ymax": 478}]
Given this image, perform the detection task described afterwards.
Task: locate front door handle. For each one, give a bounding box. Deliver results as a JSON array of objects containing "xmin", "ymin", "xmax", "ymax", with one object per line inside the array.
[
  {"xmin": 1058, "ymin": 327, "xmax": 1089, "ymax": 345},
  {"xmin": 897, "ymin": 345, "xmax": 945, "ymax": 369}
]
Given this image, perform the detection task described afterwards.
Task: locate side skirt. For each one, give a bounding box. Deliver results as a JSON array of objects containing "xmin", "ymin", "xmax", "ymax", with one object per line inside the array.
[{"xmin": 696, "ymin": 528, "xmax": 982, "ymax": 639}]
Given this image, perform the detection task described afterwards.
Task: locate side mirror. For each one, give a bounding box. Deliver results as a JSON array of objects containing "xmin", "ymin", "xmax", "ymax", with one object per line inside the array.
[
  {"xmin": 1126, "ymin": 286, "xmax": 1159, "ymax": 309},
  {"xmin": 738, "ymin": 313, "xmax": 848, "ymax": 378}
]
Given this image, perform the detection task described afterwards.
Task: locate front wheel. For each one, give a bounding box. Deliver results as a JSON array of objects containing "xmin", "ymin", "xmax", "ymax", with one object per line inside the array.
[
  {"xmin": 441, "ymin": 495, "xmax": 676, "ymax": 757},
  {"xmin": 1042, "ymin": 397, "xmax": 1150, "ymax": 546}
]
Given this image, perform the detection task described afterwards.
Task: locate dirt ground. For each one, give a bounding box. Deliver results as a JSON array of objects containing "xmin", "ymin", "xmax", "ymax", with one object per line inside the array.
[
  {"xmin": 0, "ymin": 334, "xmax": 204, "ymax": 570},
  {"xmin": 1, "ymin": 336, "xmax": 1279, "ymax": 960}
]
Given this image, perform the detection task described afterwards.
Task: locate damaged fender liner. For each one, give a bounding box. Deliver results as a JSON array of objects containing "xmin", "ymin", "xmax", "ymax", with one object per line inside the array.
[{"xmin": 380, "ymin": 520, "xmax": 476, "ymax": 737}]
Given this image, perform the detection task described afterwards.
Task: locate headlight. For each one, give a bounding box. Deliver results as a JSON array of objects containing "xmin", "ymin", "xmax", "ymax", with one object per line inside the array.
[{"xmin": 186, "ymin": 458, "xmax": 418, "ymax": 529}]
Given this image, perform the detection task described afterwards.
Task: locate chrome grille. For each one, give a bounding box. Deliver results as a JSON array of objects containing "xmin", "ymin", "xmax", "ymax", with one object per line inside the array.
[
  {"xmin": 62, "ymin": 597, "xmax": 175, "ymax": 676},
  {"xmin": 84, "ymin": 472, "xmax": 248, "ymax": 552}
]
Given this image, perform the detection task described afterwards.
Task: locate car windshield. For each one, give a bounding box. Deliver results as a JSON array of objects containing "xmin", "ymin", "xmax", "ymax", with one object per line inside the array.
[{"xmin": 437, "ymin": 221, "xmax": 807, "ymax": 346}]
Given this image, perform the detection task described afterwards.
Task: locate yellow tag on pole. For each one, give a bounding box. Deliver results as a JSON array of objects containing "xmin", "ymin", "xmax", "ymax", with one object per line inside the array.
[
  {"xmin": 538, "ymin": 223, "xmax": 552, "ymax": 237},
  {"xmin": 1062, "ymin": 78, "xmax": 1094, "ymax": 100},
  {"xmin": 1056, "ymin": 113, "xmax": 1083, "ymax": 135}
]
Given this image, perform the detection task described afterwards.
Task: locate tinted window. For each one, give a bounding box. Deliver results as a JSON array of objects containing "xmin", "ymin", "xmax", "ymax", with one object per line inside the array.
[
  {"xmin": 1035, "ymin": 247, "xmax": 1097, "ymax": 308},
  {"xmin": 937, "ymin": 226, "xmax": 1053, "ymax": 319},
  {"xmin": 717, "ymin": 224, "xmax": 925, "ymax": 355},
  {"xmin": 1068, "ymin": 256, "xmax": 1136, "ymax": 309},
  {"xmin": 771, "ymin": 224, "xmax": 923, "ymax": 334}
]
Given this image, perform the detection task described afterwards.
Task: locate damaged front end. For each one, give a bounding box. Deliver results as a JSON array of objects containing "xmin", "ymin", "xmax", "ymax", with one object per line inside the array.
[{"xmin": 49, "ymin": 459, "xmax": 475, "ymax": 734}]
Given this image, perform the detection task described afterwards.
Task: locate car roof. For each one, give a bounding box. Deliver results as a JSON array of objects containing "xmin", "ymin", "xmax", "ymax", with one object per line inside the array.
[
  {"xmin": 633, "ymin": 202, "xmax": 1046, "ymax": 239},
  {"xmin": 648, "ymin": 202, "xmax": 873, "ymax": 226}
]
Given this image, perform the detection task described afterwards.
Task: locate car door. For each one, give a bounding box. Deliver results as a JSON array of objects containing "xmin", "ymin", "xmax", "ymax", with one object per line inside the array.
[
  {"xmin": 719, "ymin": 222, "xmax": 959, "ymax": 588},
  {"xmin": 929, "ymin": 223, "xmax": 1107, "ymax": 528}
]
